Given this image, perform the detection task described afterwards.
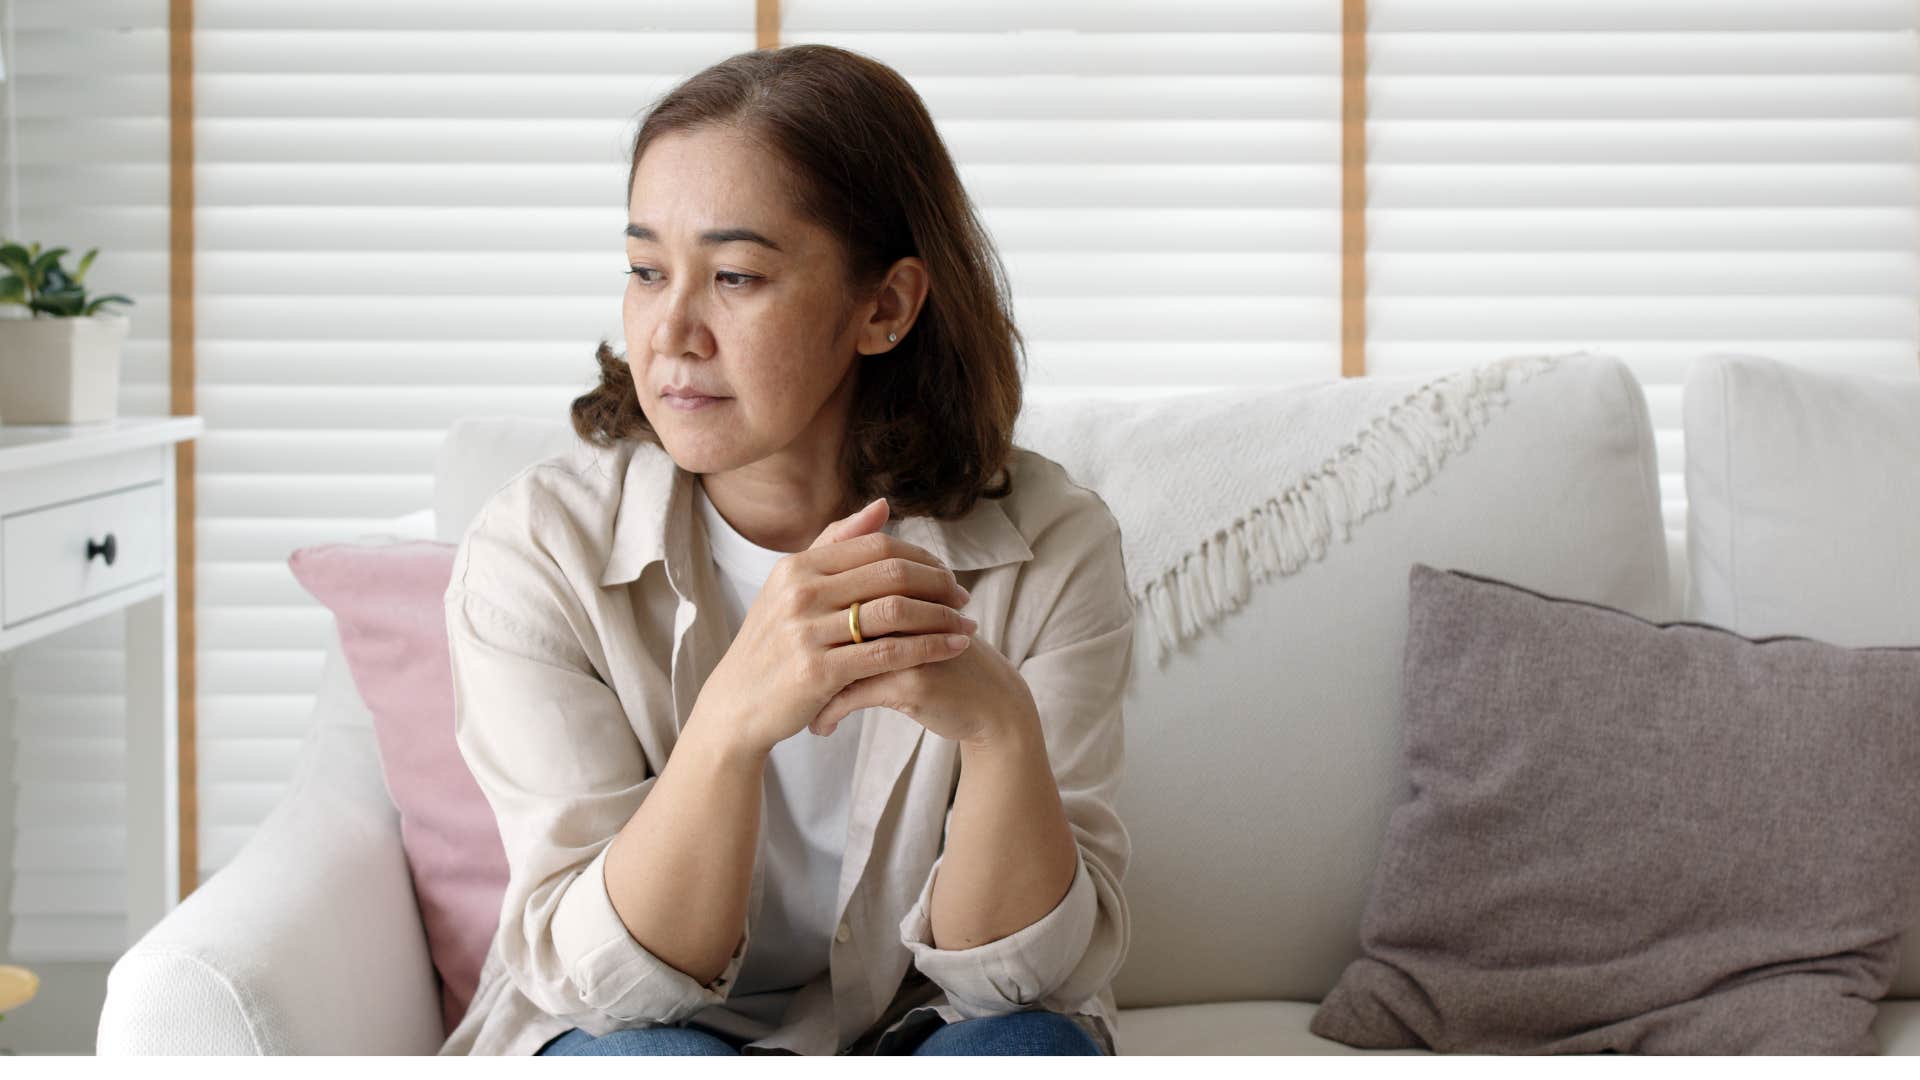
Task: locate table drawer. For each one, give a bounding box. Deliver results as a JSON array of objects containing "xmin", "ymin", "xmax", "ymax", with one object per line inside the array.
[{"xmin": 3, "ymin": 481, "xmax": 167, "ymax": 627}]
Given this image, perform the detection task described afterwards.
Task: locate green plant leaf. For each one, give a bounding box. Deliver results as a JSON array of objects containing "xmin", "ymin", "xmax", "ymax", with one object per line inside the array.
[
  {"xmin": 0, "ymin": 275, "xmax": 24, "ymax": 306},
  {"xmin": 29, "ymin": 247, "xmax": 70, "ymax": 283},
  {"xmin": 73, "ymin": 248, "xmax": 99, "ymax": 285},
  {"xmin": 30, "ymin": 288, "xmax": 85, "ymax": 317},
  {"xmin": 82, "ymin": 293, "xmax": 134, "ymax": 316},
  {"xmin": 0, "ymin": 249, "xmax": 32, "ymax": 288}
]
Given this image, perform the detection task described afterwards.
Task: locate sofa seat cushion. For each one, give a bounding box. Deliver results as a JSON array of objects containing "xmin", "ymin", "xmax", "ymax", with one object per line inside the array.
[{"xmin": 1114, "ymin": 1000, "xmax": 1920, "ymax": 1055}]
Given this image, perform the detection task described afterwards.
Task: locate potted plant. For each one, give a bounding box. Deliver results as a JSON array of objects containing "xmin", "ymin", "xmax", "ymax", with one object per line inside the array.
[{"xmin": 0, "ymin": 240, "xmax": 135, "ymax": 425}]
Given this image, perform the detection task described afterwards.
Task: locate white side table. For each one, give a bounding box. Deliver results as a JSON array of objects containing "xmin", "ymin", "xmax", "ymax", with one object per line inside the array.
[{"xmin": 0, "ymin": 415, "xmax": 203, "ymax": 954}]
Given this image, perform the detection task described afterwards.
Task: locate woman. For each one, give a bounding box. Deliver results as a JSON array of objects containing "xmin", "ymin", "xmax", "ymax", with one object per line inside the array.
[{"xmin": 437, "ymin": 45, "xmax": 1133, "ymax": 1056}]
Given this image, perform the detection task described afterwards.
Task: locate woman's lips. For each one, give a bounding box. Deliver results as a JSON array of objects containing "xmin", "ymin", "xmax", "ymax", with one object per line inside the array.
[{"xmin": 662, "ymin": 392, "xmax": 728, "ymax": 412}]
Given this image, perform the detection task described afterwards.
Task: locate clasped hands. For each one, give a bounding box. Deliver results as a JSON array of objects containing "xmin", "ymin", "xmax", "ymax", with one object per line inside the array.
[{"xmin": 696, "ymin": 495, "xmax": 1039, "ymax": 760}]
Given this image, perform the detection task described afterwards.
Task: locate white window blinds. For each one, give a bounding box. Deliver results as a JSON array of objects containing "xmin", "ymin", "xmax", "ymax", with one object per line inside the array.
[
  {"xmin": 4, "ymin": 0, "xmax": 172, "ymax": 961},
  {"xmin": 1365, "ymin": 0, "xmax": 1918, "ymax": 538}
]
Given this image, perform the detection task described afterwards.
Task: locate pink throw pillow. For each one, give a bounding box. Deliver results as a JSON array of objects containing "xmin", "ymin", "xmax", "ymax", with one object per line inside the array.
[{"xmin": 288, "ymin": 539, "xmax": 509, "ymax": 1037}]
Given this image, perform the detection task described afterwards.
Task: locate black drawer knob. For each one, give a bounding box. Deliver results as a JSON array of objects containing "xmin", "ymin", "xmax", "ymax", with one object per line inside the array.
[{"xmin": 87, "ymin": 532, "xmax": 117, "ymax": 567}]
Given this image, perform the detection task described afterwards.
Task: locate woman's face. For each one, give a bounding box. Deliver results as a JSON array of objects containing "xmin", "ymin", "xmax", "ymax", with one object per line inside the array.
[{"xmin": 623, "ymin": 125, "xmax": 902, "ymax": 479}]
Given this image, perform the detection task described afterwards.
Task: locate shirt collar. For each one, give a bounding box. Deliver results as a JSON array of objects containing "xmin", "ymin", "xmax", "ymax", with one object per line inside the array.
[{"xmin": 598, "ymin": 439, "xmax": 1034, "ymax": 590}]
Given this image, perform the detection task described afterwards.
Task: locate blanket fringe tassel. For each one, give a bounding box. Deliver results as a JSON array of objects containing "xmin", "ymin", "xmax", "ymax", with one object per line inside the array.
[{"xmin": 1136, "ymin": 352, "xmax": 1568, "ymax": 666}]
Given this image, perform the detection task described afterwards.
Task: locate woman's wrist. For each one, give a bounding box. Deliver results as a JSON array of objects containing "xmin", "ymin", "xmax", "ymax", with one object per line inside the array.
[{"xmin": 683, "ymin": 699, "xmax": 772, "ymax": 773}]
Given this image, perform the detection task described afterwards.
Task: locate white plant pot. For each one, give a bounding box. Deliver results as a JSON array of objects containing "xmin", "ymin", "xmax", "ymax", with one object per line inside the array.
[{"xmin": 0, "ymin": 313, "xmax": 128, "ymax": 424}]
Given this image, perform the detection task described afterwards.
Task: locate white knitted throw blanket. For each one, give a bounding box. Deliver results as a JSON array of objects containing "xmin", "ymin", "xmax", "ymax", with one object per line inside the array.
[{"xmin": 1013, "ymin": 351, "xmax": 1582, "ymax": 666}]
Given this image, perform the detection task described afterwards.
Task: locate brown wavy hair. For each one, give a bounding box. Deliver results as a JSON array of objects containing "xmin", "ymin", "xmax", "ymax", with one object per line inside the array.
[{"xmin": 571, "ymin": 45, "xmax": 1024, "ymax": 521}]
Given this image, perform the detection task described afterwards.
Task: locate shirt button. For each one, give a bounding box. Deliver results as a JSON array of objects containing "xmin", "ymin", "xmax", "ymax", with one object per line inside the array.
[{"xmin": 835, "ymin": 921, "xmax": 851, "ymax": 943}]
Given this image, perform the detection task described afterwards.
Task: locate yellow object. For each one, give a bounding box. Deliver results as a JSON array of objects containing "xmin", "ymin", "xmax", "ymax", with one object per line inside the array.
[
  {"xmin": 848, "ymin": 599, "xmax": 863, "ymax": 644},
  {"xmin": 0, "ymin": 966, "xmax": 39, "ymax": 1013}
]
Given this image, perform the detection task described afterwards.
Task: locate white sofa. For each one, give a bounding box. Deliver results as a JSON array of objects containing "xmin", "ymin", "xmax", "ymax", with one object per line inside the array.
[{"xmin": 97, "ymin": 352, "xmax": 1920, "ymax": 1054}]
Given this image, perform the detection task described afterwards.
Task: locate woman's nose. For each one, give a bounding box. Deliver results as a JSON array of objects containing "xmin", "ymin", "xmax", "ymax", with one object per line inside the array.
[{"xmin": 648, "ymin": 285, "xmax": 708, "ymax": 356}]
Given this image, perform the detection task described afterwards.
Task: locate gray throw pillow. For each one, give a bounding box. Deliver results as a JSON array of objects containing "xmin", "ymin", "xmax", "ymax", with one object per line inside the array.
[{"xmin": 1310, "ymin": 563, "xmax": 1920, "ymax": 1054}]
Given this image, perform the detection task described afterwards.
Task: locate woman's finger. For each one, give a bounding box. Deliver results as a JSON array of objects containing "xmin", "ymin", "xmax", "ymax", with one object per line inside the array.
[
  {"xmin": 797, "ymin": 529, "xmax": 951, "ymax": 578},
  {"xmin": 824, "ymin": 627, "xmax": 970, "ymax": 688},
  {"xmin": 819, "ymin": 557, "xmax": 969, "ymax": 615},
  {"xmin": 815, "ymin": 593, "xmax": 975, "ymax": 646},
  {"xmin": 807, "ymin": 496, "xmax": 888, "ymax": 551},
  {"xmin": 811, "ymin": 675, "xmax": 887, "ymax": 737}
]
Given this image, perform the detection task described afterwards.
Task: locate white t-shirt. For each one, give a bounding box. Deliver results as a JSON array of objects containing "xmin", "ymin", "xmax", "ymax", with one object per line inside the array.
[{"xmin": 688, "ymin": 479, "xmax": 867, "ymax": 1035}]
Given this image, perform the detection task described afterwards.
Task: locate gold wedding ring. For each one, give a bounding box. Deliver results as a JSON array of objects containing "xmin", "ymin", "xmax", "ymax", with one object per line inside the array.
[{"xmin": 848, "ymin": 599, "xmax": 864, "ymax": 644}]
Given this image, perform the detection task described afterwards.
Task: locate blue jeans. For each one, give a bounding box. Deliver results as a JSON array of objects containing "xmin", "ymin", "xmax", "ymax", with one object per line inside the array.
[{"xmin": 536, "ymin": 1008, "xmax": 1105, "ymax": 1055}]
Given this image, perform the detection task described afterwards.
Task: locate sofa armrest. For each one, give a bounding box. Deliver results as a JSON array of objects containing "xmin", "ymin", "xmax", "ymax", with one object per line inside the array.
[{"xmin": 97, "ymin": 721, "xmax": 444, "ymax": 1054}]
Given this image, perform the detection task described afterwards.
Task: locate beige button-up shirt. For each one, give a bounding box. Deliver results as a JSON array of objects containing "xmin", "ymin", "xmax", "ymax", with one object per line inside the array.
[{"xmin": 435, "ymin": 434, "xmax": 1133, "ymax": 1055}]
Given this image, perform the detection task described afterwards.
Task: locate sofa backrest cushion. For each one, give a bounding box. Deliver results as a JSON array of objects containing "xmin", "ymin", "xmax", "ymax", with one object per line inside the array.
[
  {"xmin": 1684, "ymin": 350, "xmax": 1920, "ymax": 997},
  {"xmin": 434, "ymin": 417, "xmax": 583, "ymax": 544},
  {"xmin": 1012, "ymin": 353, "xmax": 1668, "ymax": 1009},
  {"xmin": 1684, "ymin": 351, "xmax": 1919, "ymax": 647}
]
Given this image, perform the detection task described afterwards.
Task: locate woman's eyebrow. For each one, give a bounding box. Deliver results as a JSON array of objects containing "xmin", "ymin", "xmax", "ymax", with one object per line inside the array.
[{"xmin": 625, "ymin": 223, "xmax": 784, "ymax": 253}]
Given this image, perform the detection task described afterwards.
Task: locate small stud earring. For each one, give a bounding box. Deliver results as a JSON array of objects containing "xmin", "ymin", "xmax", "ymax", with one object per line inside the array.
[{"xmin": 887, "ymin": 331, "xmax": 898, "ymax": 343}]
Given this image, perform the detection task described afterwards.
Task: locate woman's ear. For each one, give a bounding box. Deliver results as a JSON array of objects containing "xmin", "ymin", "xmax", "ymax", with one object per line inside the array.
[{"xmin": 858, "ymin": 256, "xmax": 929, "ymax": 355}]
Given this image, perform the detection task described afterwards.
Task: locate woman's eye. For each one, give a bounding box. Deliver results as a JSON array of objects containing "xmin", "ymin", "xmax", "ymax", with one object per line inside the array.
[{"xmin": 624, "ymin": 267, "xmax": 758, "ymax": 289}]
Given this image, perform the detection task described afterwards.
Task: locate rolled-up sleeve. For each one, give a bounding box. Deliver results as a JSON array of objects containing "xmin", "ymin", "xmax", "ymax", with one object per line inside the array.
[
  {"xmin": 898, "ymin": 845, "xmax": 1100, "ymax": 1015},
  {"xmin": 546, "ymin": 837, "xmax": 748, "ymax": 1023},
  {"xmin": 446, "ymin": 513, "xmax": 750, "ymax": 1028},
  {"xmin": 896, "ymin": 491, "xmax": 1134, "ymax": 1018}
]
